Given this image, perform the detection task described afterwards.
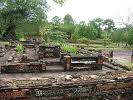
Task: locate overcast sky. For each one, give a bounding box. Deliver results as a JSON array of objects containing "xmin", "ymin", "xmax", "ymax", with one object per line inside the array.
[{"xmin": 47, "ymin": 0, "xmax": 133, "ymax": 26}]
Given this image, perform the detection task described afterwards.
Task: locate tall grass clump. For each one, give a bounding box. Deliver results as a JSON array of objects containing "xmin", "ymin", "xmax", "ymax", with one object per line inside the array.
[
  {"xmin": 61, "ymin": 43, "xmax": 77, "ymax": 54},
  {"xmin": 16, "ymin": 44, "xmax": 24, "ymax": 53}
]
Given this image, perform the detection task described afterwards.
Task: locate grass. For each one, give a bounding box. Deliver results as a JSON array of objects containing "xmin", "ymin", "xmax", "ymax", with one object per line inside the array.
[
  {"xmin": 116, "ymin": 62, "xmax": 133, "ymax": 69},
  {"xmin": 61, "ymin": 43, "xmax": 77, "ymax": 54},
  {"xmin": 0, "ymin": 41, "xmax": 9, "ymax": 45},
  {"xmin": 67, "ymin": 43, "xmax": 87, "ymax": 47},
  {"xmin": 66, "ymin": 39, "xmax": 132, "ymax": 50},
  {"xmin": 45, "ymin": 42, "xmax": 78, "ymax": 54},
  {"xmin": 87, "ymin": 47, "xmax": 131, "ymax": 51}
]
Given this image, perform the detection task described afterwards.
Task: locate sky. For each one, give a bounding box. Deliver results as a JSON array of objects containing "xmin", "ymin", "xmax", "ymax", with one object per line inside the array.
[{"xmin": 47, "ymin": 0, "xmax": 133, "ymax": 26}]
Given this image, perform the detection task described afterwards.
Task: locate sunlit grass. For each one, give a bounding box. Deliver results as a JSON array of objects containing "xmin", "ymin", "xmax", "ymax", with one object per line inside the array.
[
  {"xmin": 61, "ymin": 43, "xmax": 77, "ymax": 54},
  {"xmin": 117, "ymin": 62, "xmax": 133, "ymax": 68},
  {"xmin": 0, "ymin": 41, "xmax": 9, "ymax": 45}
]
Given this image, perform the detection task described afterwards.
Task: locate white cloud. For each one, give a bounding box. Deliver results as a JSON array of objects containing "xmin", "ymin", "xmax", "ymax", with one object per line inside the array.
[{"xmin": 47, "ymin": 0, "xmax": 133, "ymax": 25}]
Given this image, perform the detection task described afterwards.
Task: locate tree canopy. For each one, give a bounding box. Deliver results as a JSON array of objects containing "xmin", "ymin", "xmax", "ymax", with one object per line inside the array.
[
  {"xmin": 0, "ymin": 1, "xmax": 133, "ymax": 46},
  {"xmin": 0, "ymin": 0, "xmax": 66, "ymax": 40},
  {"xmin": 63, "ymin": 14, "xmax": 74, "ymax": 25}
]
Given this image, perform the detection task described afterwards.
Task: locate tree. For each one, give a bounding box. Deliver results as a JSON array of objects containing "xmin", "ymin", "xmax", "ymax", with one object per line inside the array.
[
  {"xmin": 72, "ymin": 25, "xmax": 80, "ymax": 42},
  {"xmin": 52, "ymin": 16, "xmax": 61, "ymax": 25},
  {"xmin": 0, "ymin": 0, "xmax": 49, "ymax": 40},
  {"xmin": 0, "ymin": 0, "xmax": 66, "ymax": 40},
  {"xmin": 61, "ymin": 14, "xmax": 75, "ymax": 39},
  {"xmin": 128, "ymin": 25, "xmax": 133, "ymax": 46},
  {"xmin": 111, "ymin": 28, "xmax": 125, "ymax": 44},
  {"xmin": 78, "ymin": 21, "xmax": 88, "ymax": 38},
  {"xmin": 51, "ymin": 16, "xmax": 61, "ymax": 31},
  {"xmin": 87, "ymin": 22, "xmax": 97, "ymax": 39},
  {"xmin": 39, "ymin": 22, "xmax": 51, "ymax": 42},
  {"xmin": 60, "ymin": 24, "xmax": 75, "ymax": 39},
  {"xmin": 63, "ymin": 14, "xmax": 74, "ymax": 25},
  {"xmin": 89, "ymin": 18, "xmax": 103, "ymax": 38},
  {"xmin": 118, "ymin": 12, "xmax": 133, "ymax": 46},
  {"xmin": 103, "ymin": 19, "xmax": 115, "ymax": 34}
]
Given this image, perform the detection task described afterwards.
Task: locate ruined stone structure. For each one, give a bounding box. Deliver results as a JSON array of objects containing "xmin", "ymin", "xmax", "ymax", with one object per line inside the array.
[{"xmin": 0, "ymin": 42, "xmax": 133, "ymax": 100}]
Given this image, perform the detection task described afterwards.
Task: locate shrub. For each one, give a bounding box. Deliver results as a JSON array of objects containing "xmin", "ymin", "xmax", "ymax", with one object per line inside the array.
[
  {"xmin": 16, "ymin": 33, "xmax": 25, "ymax": 41},
  {"xmin": 61, "ymin": 44, "xmax": 77, "ymax": 54},
  {"xmin": 16, "ymin": 44, "xmax": 24, "ymax": 53},
  {"xmin": 48, "ymin": 31, "xmax": 67, "ymax": 42}
]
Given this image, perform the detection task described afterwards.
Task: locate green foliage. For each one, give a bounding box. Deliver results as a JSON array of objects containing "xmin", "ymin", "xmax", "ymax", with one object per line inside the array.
[
  {"xmin": 0, "ymin": 0, "xmax": 68, "ymax": 40},
  {"xmin": 52, "ymin": 16, "xmax": 61, "ymax": 25},
  {"xmin": 77, "ymin": 21, "xmax": 88, "ymax": 38},
  {"xmin": 128, "ymin": 26, "xmax": 133, "ymax": 46},
  {"xmin": 78, "ymin": 37, "xmax": 90, "ymax": 45},
  {"xmin": 89, "ymin": 18, "xmax": 103, "ymax": 38},
  {"xmin": 71, "ymin": 32, "xmax": 80, "ymax": 42},
  {"xmin": 87, "ymin": 23, "xmax": 97, "ymax": 39},
  {"xmin": 53, "ymin": 0, "xmax": 67, "ymax": 5},
  {"xmin": 48, "ymin": 31, "xmax": 67, "ymax": 42},
  {"xmin": 0, "ymin": 0, "xmax": 49, "ymax": 39},
  {"xmin": 16, "ymin": 44, "xmax": 24, "ymax": 53},
  {"xmin": 61, "ymin": 43, "xmax": 77, "ymax": 54},
  {"xmin": 71, "ymin": 26, "xmax": 80, "ymax": 42},
  {"xmin": 16, "ymin": 32, "xmax": 24, "ymax": 40},
  {"xmin": 39, "ymin": 23, "xmax": 51, "ymax": 42},
  {"xmin": 103, "ymin": 19, "xmax": 115, "ymax": 33},
  {"xmin": 16, "ymin": 21, "xmax": 41, "ymax": 37},
  {"xmin": 111, "ymin": 26, "xmax": 133, "ymax": 46},
  {"xmin": 39, "ymin": 22, "xmax": 69, "ymax": 43},
  {"xmin": 72, "ymin": 20, "xmax": 102, "ymax": 40},
  {"xmin": 63, "ymin": 14, "xmax": 74, "ymax": 25},
  {"xmin": 111, "ymin": 28, "xmax": 125, "ymax": 43},
  {"xmin": 60, "ymin": 24, "xmax": 75, "ymax": 39}
]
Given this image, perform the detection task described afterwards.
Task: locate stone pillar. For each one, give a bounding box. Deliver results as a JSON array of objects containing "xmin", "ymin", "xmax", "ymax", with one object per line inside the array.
[
  {"xmin": 96, "ymin": 54, "xmax": 103, "ymax": 64},
  {"xmin": 64, "ymin": 55, "xmax": 71, "ymax": 71}
]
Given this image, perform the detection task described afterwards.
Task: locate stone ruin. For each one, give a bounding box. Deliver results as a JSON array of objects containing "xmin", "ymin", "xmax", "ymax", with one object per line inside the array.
[{"xmin": 0, "ymin": 41, "xmax": 132, "ymax": 100}]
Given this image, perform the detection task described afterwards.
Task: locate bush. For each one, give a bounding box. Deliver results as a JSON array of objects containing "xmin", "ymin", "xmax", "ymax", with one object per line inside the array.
[
  {"xmin": 78, "ymin": 37, "xmax": 90, "ymax": 45},
  {"xmin": 48, "ymin": 31, "xmax": 68, "ymax": 43},
  {"xmin": 61, "ymin": 44, "xmax": 77, "ymax": 54},
  {"xmin": 16, "ymin": 33, "xmax": 25, "ymax": 41},
  {"xmin": 16, "ymin": 44, "xmax": 24, "ymax": 53}
]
